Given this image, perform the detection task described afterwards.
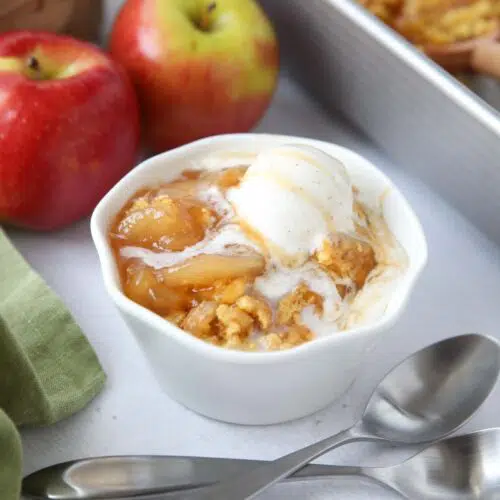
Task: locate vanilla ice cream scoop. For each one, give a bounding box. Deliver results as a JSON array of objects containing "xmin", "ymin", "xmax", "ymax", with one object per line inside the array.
[{"xmin": 228, "ymin": 144, "xmax": 354, "ymax": 265}]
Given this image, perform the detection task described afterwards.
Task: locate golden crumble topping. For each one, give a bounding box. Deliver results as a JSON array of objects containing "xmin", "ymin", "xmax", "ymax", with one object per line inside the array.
[
  {"xmin": 360, "ymin": 0, "xmax": 500, "ymax": 47},
  {"xmin": 315, "ymin": 236, "xmax": 376, "ymax": 291},
  {"xmin": 236, "ymin": 295, "xmax": 273, "ymax": 330},
  {"xmin": 167, "ymin": 287, "xmax": 320, "ymax": 351},
  {"xmin": 264, "ymin": 325, "xmax": 314, "ymax": 351},
  {"xmin": 181, "ymin": 301, "xmax": 218, "ymax": 338},
  {"xmin": 170, "ymin": 293, "xmax": 275, "ymax": 349},
  {"xmin": 361, "ymin": 0, "xmax": 403, "ymax": 25},
  {"xmin": 277, "ymin": 283, "xmax": 323, "ymax": 326},
  {"xmin": 215, "ymin": 303, "xmax": 254, "ymax": 338}
]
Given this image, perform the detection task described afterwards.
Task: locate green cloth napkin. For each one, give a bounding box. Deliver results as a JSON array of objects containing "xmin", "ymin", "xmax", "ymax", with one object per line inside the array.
[{"xmin": 0, "ymin": 228, "xmax": 106, "ymax": 499}]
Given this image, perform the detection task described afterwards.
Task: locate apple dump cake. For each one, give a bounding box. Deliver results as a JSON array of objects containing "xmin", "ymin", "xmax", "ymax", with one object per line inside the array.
[
  {"xmin": 110, "ymin": 145, "xmax": 407, "ymax": 351},
  {"xmin": 360, "ymin": 0, "xmax": 499, "ymax": 47}
]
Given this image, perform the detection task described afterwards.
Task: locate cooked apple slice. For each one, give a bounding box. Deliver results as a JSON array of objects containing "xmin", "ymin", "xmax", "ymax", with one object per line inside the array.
[
  {"xmin": 124, "ymin": 263, "xmax": 191, "ymax": 314},
  {"xmin": 160, "ymin": 253, "xmax": 265, "ymax": 288},
  {"xmin": 159, "ymin": 179, "xmax": 201, "ymax": 198},
  {"xmin": 114, "ymin": 194, "xmax": 210, "ymax": 251}
]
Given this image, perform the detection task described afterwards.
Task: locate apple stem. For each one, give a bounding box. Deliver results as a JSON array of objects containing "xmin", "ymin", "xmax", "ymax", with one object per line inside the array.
[
  {"xmin": 198, "ymin": 1, "xmax": 216, "ymax": 31},
  {"xmin": 26, "ymin": 56, "xmax": 43, "ymax": 80}
]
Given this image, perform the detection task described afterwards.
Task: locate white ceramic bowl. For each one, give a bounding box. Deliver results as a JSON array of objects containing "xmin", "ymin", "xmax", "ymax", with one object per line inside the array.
[{"xmin": 91, "ymin": 134, "xmax": 427, "ymax": 425}]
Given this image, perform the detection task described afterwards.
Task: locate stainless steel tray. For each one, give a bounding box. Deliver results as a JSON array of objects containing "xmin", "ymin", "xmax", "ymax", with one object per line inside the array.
[{"xmin": 260, "ymin": 0, "xmax": 500, "ymax": 244}]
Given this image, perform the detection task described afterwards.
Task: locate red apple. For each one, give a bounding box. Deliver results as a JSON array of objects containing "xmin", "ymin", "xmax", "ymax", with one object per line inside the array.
[
  {"xmin": 0, "ymin": 31, "xmax": 140, "ymax": 231},
  {"xmin": 109, "ymin": 0, "xmax": 279, "ymax": 153}
]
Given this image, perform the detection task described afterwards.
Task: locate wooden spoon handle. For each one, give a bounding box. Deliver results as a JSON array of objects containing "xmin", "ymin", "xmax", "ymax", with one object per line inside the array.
[{"xmin": 471, "ymin": 40, "xmax": 500, "ymax": 80}]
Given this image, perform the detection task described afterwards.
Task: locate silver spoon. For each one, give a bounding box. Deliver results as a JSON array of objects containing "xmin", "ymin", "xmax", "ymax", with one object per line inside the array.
[
  {"xmin": 351, "ymin": 427, "xmax": 500, "ymax": 499},
  {"xmin": 23, "ymin": 428, "xmax": 500, "ymax": 499},
  {"xmin": 23, "ymin": 334, "xmax": 500, "ymax": 500},
  {"xmin": 21, "ymin": 456, "xmax": 365, "ymax": 499},
  {"xmin": 188, "ymin": 333, "xmax": 500, "ymax": 499}
]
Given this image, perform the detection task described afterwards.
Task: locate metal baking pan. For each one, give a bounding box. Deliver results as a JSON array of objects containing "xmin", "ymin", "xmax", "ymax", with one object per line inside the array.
[{"xmin": 260, "ymin": 0, "xmax": 500, "ymax": 244}]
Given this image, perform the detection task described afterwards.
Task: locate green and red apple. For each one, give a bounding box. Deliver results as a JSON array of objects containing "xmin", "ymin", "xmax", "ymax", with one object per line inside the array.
[
  {"xmin": 0, "ymin": 31, "xmax": 140, "ymax": 230},
  {"xmin": 110, "ymin": 0, "xmax": 279, "ymax": 153}
]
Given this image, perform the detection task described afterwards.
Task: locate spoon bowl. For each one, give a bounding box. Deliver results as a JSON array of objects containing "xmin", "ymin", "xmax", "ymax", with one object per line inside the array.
[
  {"xmin": 363, "ymin": 428, "xmax": 500, "ymax": 499},
  {"xmin": 361, "ymin": 333, "xmax": 500, "ymax": 442}
]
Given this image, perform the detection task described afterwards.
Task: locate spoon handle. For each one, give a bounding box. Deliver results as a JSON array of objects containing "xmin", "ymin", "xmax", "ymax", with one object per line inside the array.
[
  {"xmin": 22, "ymin": 455, "xmax": 364, "ymax": 499},
  {"xmin": 471, "ymin": 40, "xmax": 500, "ymax": 80},
  {"xmin": 186, "ymin": 426, "xmax": 371, "ymax": 500}
]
